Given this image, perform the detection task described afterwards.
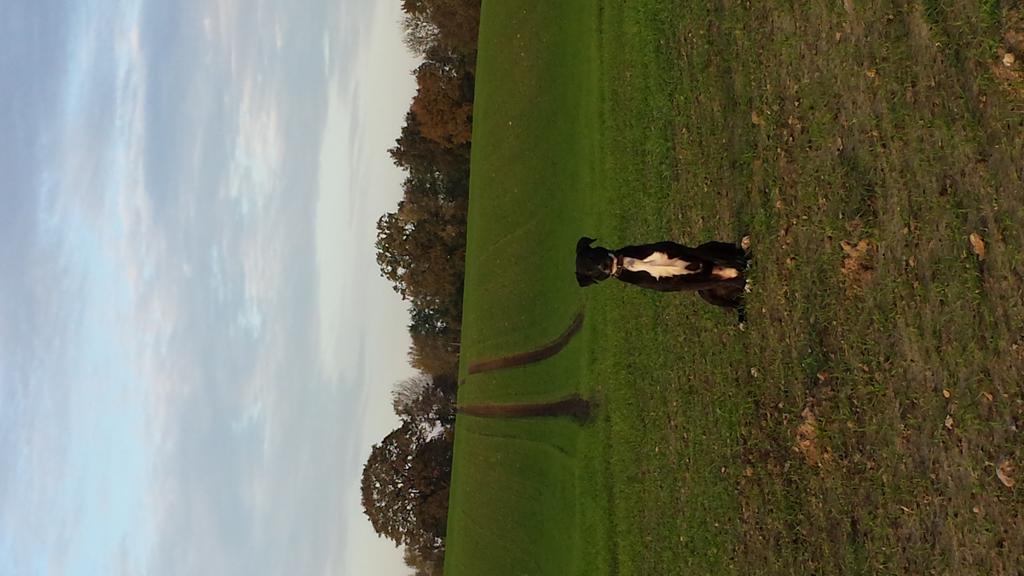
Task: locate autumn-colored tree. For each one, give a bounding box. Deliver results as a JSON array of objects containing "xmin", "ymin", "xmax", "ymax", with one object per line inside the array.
[
  {"xmin": 411, "ymin": 59, "xmax": 474, "ymax": 149},
  {"xmin": 408, "ymin": 330, "xmax": 459, "ymax": 375},
  {"xmin": 389, "ymin": 47, "xmax": 473, "ymax": 175},
  {"xmin": 375, "ymin": 177, "xmax": 467, "ymax": 332},
  {"xmin": 361, "ymin": 421, "xmax": 453, "ymax": 550},
  {"xmin": 390, "ymin": 110, "xmax": 471, "ymax": 189},
  {"xmin": 403, "ymin": 545, "xmax": 444, "ymax": 576}
]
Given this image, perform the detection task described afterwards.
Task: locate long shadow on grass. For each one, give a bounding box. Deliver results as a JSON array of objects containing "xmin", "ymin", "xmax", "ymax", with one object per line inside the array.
[
  {"xmin": 457, "ymin": 394, "xmax": 593, "ymax": 424},
  {"xmin": 467, "ymin": 310, "xmax": 585, "ymax": 374}
]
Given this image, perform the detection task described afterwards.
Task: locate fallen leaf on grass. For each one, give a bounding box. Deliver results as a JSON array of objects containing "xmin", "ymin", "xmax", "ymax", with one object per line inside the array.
[
  {"xmin": 991, "ymin": 48, "xmax": 1024, "ymax": 90},
  {"xmin": 942, "ymin": 389, "xmax": 951, "ymax": 399},
  {"xmin": 840, "ymin": 239, "xmax": 875, "ymax": 290},
  {"xmin": 944, "ymin": 414, "xmax": 955, "ymax": 430},
  {"xmin": 751, "ymin": 110, "xmax": 765, "ymax": 126},
  {"xmin": 997, "ymin": 460, "xmax": 1016, "ymax": 488},
  {"xmin": 795, "ymin": 407, "xmax": 831, "ymax": 466},
  {"xmin": 841, "ymin": 239, "xmax": 871, "ymax": 259},
  {"xmin": 969, "ymin": 232, "xmax": 986, "ymax": 260}
]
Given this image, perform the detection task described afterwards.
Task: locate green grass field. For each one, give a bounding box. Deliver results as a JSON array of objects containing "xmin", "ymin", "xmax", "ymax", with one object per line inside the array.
[{"xmin": 446, "ymin": 0, "xmax": 1024, "ymax": 574}]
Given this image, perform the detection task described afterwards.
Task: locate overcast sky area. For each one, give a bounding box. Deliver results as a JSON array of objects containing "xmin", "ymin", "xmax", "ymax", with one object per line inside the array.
[{"xmin": 1, "ymin": 0, "xmax": 419, "ymax": 574}]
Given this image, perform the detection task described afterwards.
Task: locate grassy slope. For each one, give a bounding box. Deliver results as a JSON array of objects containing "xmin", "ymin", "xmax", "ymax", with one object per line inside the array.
[
  {"xmin": 444, "ymin": 1, "xmax": 604, "ymax": 575},
  {"xmin": 448, "ymin": 0, "xmax": 1024, "ymax": 574}
]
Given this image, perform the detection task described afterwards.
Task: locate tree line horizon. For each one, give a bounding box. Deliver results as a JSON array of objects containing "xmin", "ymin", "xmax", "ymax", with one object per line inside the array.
[{"xmin": 361, "ymin": 1, "xmax": 480, "ymax": 574}]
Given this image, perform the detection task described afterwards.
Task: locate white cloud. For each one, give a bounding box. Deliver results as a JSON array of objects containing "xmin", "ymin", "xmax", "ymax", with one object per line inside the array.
[
  {"xmin": 329, "ymin": 3, "xmax": 424, "ymax": 575},
  {"xmin": 227, "ymin": 79, "xmax": 283, "ymax": 213},
  {"xmin": 4, "ymin": 0, "xmax": 426, "ymax": 574},
  {"xmin": 314, "ymin": 80, "xmax": 360, "ymax": 383}
]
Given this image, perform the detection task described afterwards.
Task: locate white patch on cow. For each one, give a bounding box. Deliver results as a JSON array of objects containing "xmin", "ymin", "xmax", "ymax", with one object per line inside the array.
[
  {"xmin": 712, "ymin": 266, "xmax": 740, "ymax": 279},
  {"xmin": 622, "ymin": 251, "xmax": 697, "ymax": 279}
]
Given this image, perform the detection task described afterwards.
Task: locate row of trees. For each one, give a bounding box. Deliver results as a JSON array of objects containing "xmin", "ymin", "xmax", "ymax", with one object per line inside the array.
[
  {"xmin": 362, "ymin": 1, "xmax": 481, "ymax": 574},
  {"xmin": 361, "ymin": 375, "xmax": 457, "ymax": 573}
]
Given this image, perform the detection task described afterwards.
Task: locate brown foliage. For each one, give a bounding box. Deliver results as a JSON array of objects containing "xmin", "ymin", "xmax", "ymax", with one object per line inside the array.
[
  {"xmin": 374, "ymin": 185, "xmax": 466, "ymax": 325},
  {"xmin": 389, "ymin": 110, "xmax": 471, "ymax": 188},
  {"xmin": 361, "ymin": 421, "xmax": 453, "ymax": 549},
  {"xmin": 411, "ymin": 60, "xmax": 474, "ymax": 148},
  {"xmin": 409, "ymin": 330, "xmax": 460, "ymax": 375}
]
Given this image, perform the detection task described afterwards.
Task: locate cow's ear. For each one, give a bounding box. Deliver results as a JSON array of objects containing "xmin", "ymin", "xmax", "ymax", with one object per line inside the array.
[{"xmin": 576, "ymin": 237, "xmax": 596, "ymax": 253}]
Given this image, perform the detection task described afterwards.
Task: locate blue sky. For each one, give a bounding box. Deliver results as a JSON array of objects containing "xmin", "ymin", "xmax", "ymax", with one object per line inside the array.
[{"xmin": 1, "ymin": 0, "xmax": 418, "ymax": 574}]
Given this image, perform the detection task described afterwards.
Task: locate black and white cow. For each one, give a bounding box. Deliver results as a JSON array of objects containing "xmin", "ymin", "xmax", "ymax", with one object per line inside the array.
[{"xmin": 574, "ymin": 236, "xmax": 749, "ymax": 318}]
